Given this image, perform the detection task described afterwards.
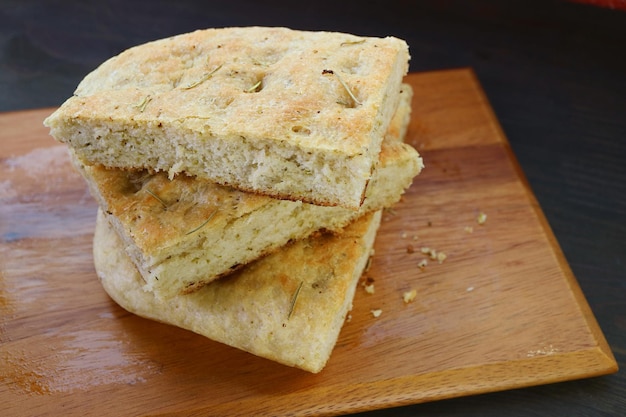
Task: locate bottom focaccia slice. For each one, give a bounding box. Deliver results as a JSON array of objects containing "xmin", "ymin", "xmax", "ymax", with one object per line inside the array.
[
  {"xmin": 74, "ymin": 85, "xmax": 421, "ymax": 299},
  {"xmin": 93, "ymin": 208, "xmax": 382, "ymax": 374}
]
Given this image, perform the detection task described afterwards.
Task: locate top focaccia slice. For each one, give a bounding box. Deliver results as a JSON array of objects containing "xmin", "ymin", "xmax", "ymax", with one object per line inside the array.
[{"xmin": 44, "ymin": 26, "xmax": 410, "ymax": 209}]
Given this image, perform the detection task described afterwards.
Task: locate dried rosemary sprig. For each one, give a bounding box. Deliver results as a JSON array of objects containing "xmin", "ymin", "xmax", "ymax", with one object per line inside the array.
[
  {"xmin": 322, "ymin": 69, "xmax": 361, "ymax": 106},
  {"xmin": 133, "ymin": 95, "xmax": 152, "ymax": 112},
  {"xmin": 288, "ymin": 281, "xmax": 304, "ymax": 319},
  {"xmin": 182, "ymin": 64, "xmax": 223, "ymax": 90},
  {"xmin": 185, "ymin": 209, "xmax": 218, "ymax": 235},
  {"xmin": 245, "ymin": 80, "xmax": 262, "ymax": 93},
  {"xmin": 145, "ymin": 188, "xmax": 167, "ymax": 208},
  {"xmin": 340, "ymin": 39, "xmax": 366, "ymax": 46}
]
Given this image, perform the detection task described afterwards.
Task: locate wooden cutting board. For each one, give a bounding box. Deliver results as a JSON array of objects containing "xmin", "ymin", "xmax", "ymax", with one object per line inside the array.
[{"xmin": 0, "ymin": 69, "xmax": 617, "ymax": 417}]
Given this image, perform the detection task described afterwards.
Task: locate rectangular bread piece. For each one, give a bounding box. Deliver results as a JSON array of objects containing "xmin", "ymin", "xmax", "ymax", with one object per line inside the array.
[
  {"xmin": 44, "ymin": 26, "xmax": 410, "ymax": 209},
  {"xmin": 93, "ymin": 207, "xmax": 383, "ymax": 373},
  {"xmin": 71, "ymin": 89, "xmax": 422, "ymax": 299}
]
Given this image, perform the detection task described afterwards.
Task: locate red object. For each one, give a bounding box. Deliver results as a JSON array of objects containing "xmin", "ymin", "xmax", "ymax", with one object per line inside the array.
[{"xmin": 570, "ymin": 0, "xmax": 626, "ymax": 10}]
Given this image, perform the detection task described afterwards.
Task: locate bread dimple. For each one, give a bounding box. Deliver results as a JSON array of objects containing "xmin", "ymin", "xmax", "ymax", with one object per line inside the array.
[
  {"xmin": 94, "ymin": 208, "xmax": 382, "ymax": 373},
  {"xmin": 45, "ymin": 27, "xmax": 410, "ymax": 209}
]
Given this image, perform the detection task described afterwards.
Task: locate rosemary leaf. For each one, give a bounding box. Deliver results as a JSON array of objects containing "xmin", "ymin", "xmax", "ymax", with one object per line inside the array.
[
  {"xmin": 288, "ymin": 281, "xmax": 304, "ymax": 319},
  {"xmin": 185, "ymin": 209, "xmax": 218, "ymax": 235},
  {"xmin": 333, "ymin": 71, "xmax": 361, "ymax": 106},
  {"xmin": 145, "ymin": 188, "xmax": 167, "ymax": 208},
  {"xmin": 182, "ymin": 64, "xmax": 223, "ymax": 90},
  {"xmin": 322, "ymin": 69, "xmax": 361, "ymax": 106},
  {"xmin": 340, "ymin": 39, "xmax": 366, "ymax": 46},
  {"xmin": 133, "ymin": 95, "xmax": 152, "ymax": 112},
  {"xmin": 245, "ymin": 80, "xmax": 262, "ymax": 93}
]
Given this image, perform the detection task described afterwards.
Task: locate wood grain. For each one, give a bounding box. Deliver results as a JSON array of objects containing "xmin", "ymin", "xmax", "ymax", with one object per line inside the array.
[{"xmin": 0, "ymin": 69, "xmax": 617, "ymax": 417}]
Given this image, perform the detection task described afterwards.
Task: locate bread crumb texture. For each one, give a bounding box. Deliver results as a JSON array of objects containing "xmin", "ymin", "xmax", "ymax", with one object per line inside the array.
[{"xmin": 403, "ymin": 289, "xmax": 417, "ymax": 303}]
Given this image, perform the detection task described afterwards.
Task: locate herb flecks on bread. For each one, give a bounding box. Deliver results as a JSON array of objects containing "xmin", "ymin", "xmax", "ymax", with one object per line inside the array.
[
  {"xmin": 94, "ymin": 209, "xmax": 383, "ymax": 373},
  {"xmin": 45, "ymin": 26, "xmax": 410, "ymax": 209},
  {"xmin": 72, "ymin": 88, "xmax": 422, "ymax": 298}
]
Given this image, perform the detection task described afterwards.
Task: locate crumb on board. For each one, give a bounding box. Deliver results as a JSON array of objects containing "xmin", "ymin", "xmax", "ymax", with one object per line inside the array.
[
  {"xmin": 361, "ymin": 276, "xmax": 375, "ymax": 293},
  {"xmin": 526, "ymin": 344, "xmax": 558, "ymax": 357},
  {"xmin": 420, "ymin": 247, "xmax": 445, "ymax": 262},
  {"xmin": 464, "ymin": 226, "xmax": 474, "ymax": 233},
  {"xmin": 418, "ymin": 259, "xmax": 428, "ymax": 269},
  {"xmin": 371, "ymin": 309, "xmax": 383, "ymax": 318},
  {"xmin": 436, "ymin": 251, "xmax": 447, "ymax": 264},
  {"xmin": 406, "ymin": 244, "xmax": 415, "ymax": 254},
  {"xmin": 403, "ymin": 289, "xmax": 417, "ymax": 304},
  {"xmin": 477, "ymin": 212, "xmax": 487, "ymax": 225},
  {"xmin": 466, "ymin": 286, "xmax": 474, "ymax": 292}
]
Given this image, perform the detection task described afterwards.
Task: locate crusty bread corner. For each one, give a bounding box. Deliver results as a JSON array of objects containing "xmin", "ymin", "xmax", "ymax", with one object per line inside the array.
[
  {"xmin": 93, "ymin": 208, "xmax": 382, "ymax": 373},
  {"xmin": 44, "ymin": 26, "xmax": 410, "ymax": 209},
  {"xmin": 71, "ymin": 90, "xmax": 422, "ymax": 299},
  {"xmin": 386, "ymin": 83, "xmax": 413, "ymax": 143}
]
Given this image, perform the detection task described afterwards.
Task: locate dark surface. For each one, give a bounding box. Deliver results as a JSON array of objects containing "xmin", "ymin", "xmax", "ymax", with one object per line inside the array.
[{"xmin": 1, "ymin": 0, "xmax": 624, "ymax": 415}]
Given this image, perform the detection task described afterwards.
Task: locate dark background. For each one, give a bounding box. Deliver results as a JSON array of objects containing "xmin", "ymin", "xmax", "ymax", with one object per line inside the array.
[{"xmin": 1, "ymin": 0, "xmax": 625, "ymax": 415}]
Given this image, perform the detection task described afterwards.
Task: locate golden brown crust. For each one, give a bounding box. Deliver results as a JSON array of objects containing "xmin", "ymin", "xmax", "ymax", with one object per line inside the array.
[{"xmin": 93, "ymin": 209, "xmax": 382, "ymax": 373}]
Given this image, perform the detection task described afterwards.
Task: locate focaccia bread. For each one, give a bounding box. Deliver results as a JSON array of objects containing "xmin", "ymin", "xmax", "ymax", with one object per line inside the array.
[
  {"xmin": 386, "ymin": 83, "xmax": 413, "ymax": 143},
  {"xmin": 44, "ymin": 26, "xmax": 410, "ymax": 209},
  {"xmin": 72, "ymin": 89, "xmax": 422, "ymax": 299},
  {"xmin": 93, "ymin": 208, "xmax": 382, "ymax": 373}
]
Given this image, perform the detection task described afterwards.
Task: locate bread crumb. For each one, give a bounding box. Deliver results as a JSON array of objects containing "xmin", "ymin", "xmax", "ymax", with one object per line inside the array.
[
  {"xmin": 403, "ymin": 289, "xmax": 417, "ymax": 303},
  {"xmin": 436, "ymin": 251, "xmax": 447, "ymax": 264},
  {"xmin": 526, "ymin": 344, "xmax": 558, "ymax": 357},
  {"xmin": 466, "ymin": 286, "xmax": 474, "ymax": 292},
  {"xmin": 361, "ymin": 276, "xmax": 375, "ymax": 293},
  {"xmin": 346, "ymin": 314, "xmax": 352, "ymax": 322},
  {"xmin": 477, "ymin": 212, "xmax": 487, "ymax": 225},
  {"xmin": 464, "ymin": 226, "xmax": 474, "ymax": 233},
  {"xmin": 371, "ymin": 309, "xmax": 382, "ymax": 318},
  {"xmin": 418, "ymin": 259, "xmax": 428, "ymax": 269},
  {"xmin": 401, "ymin": 231, "xmax": 408, "ymax": 238},
  {"xmin": 420, "ymin": 246, "xmax": 440, "ymax": 260},
  {"xmin": 406, "ymin": 244, "xmax": 415, "ymax": 254}
]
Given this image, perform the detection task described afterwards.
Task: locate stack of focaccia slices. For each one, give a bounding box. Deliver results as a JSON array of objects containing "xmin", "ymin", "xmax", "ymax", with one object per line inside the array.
[{"xmin": 45, "ymin": 26, "xmax": 423, "ymax": 373}]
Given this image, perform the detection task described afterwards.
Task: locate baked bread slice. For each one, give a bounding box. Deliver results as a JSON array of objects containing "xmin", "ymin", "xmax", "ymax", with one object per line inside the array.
[
  {"xmin": 94, "ymin": 208, "xmax": 382, "ymax": 373},
  {"xmin": 44, "ymin": 26, "xmax": 410, "ymax": 209},
  {"xmin": 71, "ymin": 89, "xmax": 421, "ymax": 299}
]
